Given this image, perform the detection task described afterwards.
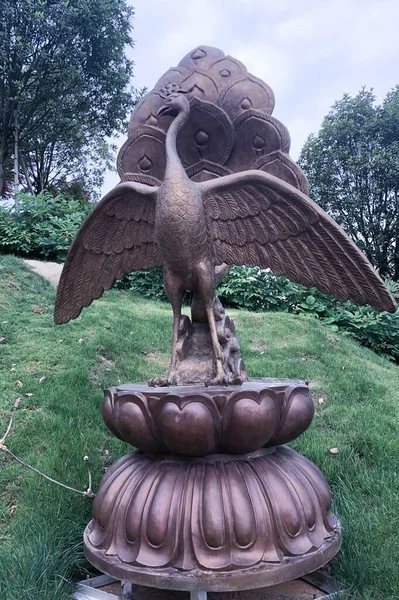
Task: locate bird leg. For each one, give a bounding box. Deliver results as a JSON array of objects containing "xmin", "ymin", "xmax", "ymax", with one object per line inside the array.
[
  {"xmin": 168, "ymin": 307, "xmax": 183, "ymax": 384},
  {"xmin": 148, "ymin": 268, "xmax": 185, "ymax": 387},
  {"xmin": 164, "ymin": 268, "xmax": 186, "ymax": 386},
  {"xmin": 196, "ymin": 261, "xmax": 227, "ymax": 386},
  {"xmin": 205, "ymin": 301, "xmax": 226, "ymax": 385}
]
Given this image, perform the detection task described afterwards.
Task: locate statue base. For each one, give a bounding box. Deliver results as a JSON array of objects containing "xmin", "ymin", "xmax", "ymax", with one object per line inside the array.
[
  {"xmin": 102, "ymin": 379, "xmax": 315, "ymax": 454},
  {"xmin": 84, "ymin": 446, "xmax": 341, "ymax": 592},
  {"xmin": 84, "ymin": 379, "xmax": 341, "ymax": 593}
]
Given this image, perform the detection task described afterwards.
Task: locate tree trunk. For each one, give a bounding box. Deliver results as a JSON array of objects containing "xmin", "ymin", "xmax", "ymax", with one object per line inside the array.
[
  {"xmin": 394, "ymin": 236, "xmax": 399, "ymax": 281},
  {"xmin": 13, "ymin": 111, "xmax": 20, "ymax": 206},
  {"xmin": 19, "ymin": 152, "xmax": 34, "ymax": 195},
  {"xmin": 0, "ymin": 160, "xmax": 4, "ymax": 198},
  {"xmin": 0, "ymin": 139, "xmax": 7, "ymax": 197},
  {"xmin": 378, "ymin": 247, "xmax": 389, "ymax": 279}
]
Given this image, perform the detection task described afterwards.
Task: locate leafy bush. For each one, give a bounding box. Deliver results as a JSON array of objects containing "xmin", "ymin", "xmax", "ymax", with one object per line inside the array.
[
  {"xmin": 218, "ymin": 267, "xmax": 399, "ymax": 363},
  {"xmin": 0, "ymin": 210, "xmax": 33, "ymax": 254},
  {"xmin": 116, "ymin": 264, "xmax": 399, "ymax": 362},
  {"xmin": 325, "ymin": 308, "xmax": 399, "ymax": 362},
  {"xmin": 217, "ymin": 266, "xmax": 306, "ymax": 311},
  {"xmin": 0, "ymin": 192, "xmax": 91, "ymax": 261},
  {"xmin": 115, "ymin": 267, "xmax": 167, "ymax": 301}
]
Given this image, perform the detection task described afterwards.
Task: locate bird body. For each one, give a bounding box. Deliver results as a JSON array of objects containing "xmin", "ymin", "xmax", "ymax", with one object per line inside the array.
[
  {"xmin": 152, "ymin": 94, "xmax": 225, "ymax": 383},
  {"xmin": 155, "ymin": 95, "xmax": 210, "ymax": 284},
  {"xmin": 156, "ymin": 159, "xmax": 209, "ymax": 282}
]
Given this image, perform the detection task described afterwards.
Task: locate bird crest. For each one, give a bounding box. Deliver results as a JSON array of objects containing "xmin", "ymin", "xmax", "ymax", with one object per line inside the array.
[{"xmin": 158, "ymin": 83, "xmax": 188, "ymax": 99}]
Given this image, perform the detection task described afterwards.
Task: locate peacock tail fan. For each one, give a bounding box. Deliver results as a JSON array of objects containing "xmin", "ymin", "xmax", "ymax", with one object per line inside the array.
[{"xmin": 117, "ymin": 46, "xmax": 309, "ymax": 194}]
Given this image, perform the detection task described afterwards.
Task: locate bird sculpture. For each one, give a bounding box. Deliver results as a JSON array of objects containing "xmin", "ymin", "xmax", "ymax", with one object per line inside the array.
[{"xmin": 54, "ymin": 48, "xmax": 396, "ymax": 386}]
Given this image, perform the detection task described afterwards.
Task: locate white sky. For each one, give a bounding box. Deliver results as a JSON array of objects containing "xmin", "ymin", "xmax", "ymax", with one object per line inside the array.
[{"xmin": 102, "ymin": 0, "xmax": 399, "ymax": 194}]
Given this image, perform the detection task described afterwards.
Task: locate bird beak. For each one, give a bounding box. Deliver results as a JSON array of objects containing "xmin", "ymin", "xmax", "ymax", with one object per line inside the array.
[{"xmin": 157, "ymin": 104, "xmax": 171, "ymax": 117}]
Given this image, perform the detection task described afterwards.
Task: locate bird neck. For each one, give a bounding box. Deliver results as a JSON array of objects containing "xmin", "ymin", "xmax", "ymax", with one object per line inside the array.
[{"xmin": 164, "ymin": 108, "xmax": 189, "ymax": 180}]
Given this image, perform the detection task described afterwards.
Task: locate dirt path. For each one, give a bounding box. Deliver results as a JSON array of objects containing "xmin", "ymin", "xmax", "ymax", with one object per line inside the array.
[{"xmin": 24, "ymin": 259, "xmax": 63, "ymax": 287}]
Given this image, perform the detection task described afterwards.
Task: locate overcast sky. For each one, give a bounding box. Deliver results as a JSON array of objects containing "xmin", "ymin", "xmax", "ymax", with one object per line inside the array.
[{"xmin": 102, "ymin": 0, "xmax": 399, "ymax": 193}]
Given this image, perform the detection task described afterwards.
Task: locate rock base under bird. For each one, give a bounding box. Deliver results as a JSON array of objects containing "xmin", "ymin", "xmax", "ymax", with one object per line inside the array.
[{"xmin": 150, "ymin": 298, "xmax": 247, "ymax": 387}]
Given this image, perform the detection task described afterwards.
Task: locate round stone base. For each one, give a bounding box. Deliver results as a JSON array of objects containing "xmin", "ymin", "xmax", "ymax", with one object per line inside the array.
[{"xmin": 84, "ymin": 446, "xmax": 341, "ymax": 592}]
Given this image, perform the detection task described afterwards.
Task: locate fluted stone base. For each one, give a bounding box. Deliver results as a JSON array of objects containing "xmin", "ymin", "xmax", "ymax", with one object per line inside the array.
[
  {"xmin": 84, "ymin": 446, "xmax": 341, "ymax": 592},
  {"xmin": 102, "ymin": 379, "xmax": 315, "ymax": 455}
]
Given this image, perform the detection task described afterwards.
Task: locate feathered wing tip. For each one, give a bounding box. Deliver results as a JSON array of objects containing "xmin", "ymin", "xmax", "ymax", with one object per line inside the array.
[
  {"xmin": 54, "ymin": 182, "xmax": 161, "ymax": 325},
  {"xmin": 201, "ymin": 171, "xmax": 397, "ymax": 314},
  {"xmin": 118, "ymin": 46, "xmax": 308, "ymax": 194}
]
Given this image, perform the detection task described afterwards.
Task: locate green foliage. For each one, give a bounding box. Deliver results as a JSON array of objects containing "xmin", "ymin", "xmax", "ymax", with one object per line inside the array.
[
  {"xmin": 217, "ymin": 266, "xmax": 306, "ymax": 311},
  {"xmin": 325, "ymin": 307, "xmax": 399, "ymax": 362},
  {"xmin": 299, "ymin": 87, "xmax": 399, "ymax": 279},
  {"xmin": 0, "ymin": 211, "xmax": 33, "ymax": 254},
  {"xmin": 115, "ymin": 267, "xmax": 167, "ymax": 301},
  {"xmin": 218, "ymin": 267, "xmax": 399, "ymax": 362},
  {"xmin": 0, "ymin": 0, "xmax": 139, "ymax": 196},
  {"xmin": 117, "ymin": 265, "xmax": 399, "ymax": 363},
  {"xmin": 0, "ymin": 192, "xmax": 91, "ymax": 261}
]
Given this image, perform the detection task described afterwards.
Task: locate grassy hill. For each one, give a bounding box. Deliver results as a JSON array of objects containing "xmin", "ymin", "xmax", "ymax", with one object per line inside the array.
[{"xmin": 0, "ymin": 254, "xmax": 398, "ymax": 599}]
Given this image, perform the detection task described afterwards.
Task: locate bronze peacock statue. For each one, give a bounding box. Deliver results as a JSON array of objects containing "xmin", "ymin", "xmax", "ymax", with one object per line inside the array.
[{"xmin": 54, "ymin": 46, "xmax": 396, "ymax": 386}]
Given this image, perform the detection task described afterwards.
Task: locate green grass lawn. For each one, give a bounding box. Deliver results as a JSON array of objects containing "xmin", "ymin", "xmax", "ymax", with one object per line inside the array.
[{"xmin": 0, "ymin": 254, "xmax": 399, "ymax": 599}]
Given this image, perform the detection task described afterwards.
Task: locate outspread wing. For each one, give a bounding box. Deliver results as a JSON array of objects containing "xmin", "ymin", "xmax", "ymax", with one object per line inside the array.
[
  {"xmin": 201, "ymin": 171, "xmax": 396, "ymax": 312},
  {"xmin": 54, "ymin": 181, "xmax": 161, "ymax": 324}
]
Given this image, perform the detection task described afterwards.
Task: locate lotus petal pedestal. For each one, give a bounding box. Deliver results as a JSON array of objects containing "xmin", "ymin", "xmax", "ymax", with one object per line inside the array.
[{"xmin": 84, "ymin": 380, "xmax": 341, "ymax": 596}]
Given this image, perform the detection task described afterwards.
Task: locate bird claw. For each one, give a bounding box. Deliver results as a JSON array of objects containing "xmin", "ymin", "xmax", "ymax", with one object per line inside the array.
[
  {"xmin": 148, "ymin": 377, "xmax": 168, "ymax": 387},
  {"xmin": 230, "ymin": 374, "xmax": 244, "ymax": 385},
  {"xmin": 148, "ymin": 375, "xmax": 180, "ymax": 387},
  {"xmin": 205, "ymin": 374, "xmax": 229, "ymax": 387},
  {"xmin": 205, "ymin": 372, "xmax": 244, "ymax": 387}
]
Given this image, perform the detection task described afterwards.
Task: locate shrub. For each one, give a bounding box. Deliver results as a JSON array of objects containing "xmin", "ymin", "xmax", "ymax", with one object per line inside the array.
[
  {"xmin": 217, "ymin": 266, "xmax": 306, "ymax": 311},
  {"xmin": 115, "ymin": 267, "xmax": 166, "ymax": 301},
  {"xmin": 116, "ymin": 265, "xmax": 399, "ymax": 362},
  {"xmin": 0, "ymin": 192, "xmax": 91, "ymax": 261},
  {"xmin": 218, "ymin": 267, "xmax": 399, "ymax": 363},
  {"xmin": 0, "ymin": 210, "xmax": 33, "ymax": 254}
]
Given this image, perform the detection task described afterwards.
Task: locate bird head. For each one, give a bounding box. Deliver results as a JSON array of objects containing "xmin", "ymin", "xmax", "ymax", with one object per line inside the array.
[{"xmin": 157, "ymin": 92, "xmax": 190, "ymax": 118}]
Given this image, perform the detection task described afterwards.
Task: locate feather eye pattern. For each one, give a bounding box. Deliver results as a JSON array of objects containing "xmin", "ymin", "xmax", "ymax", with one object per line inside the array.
[
  {"xmin": 54, "ymin": 182, "xmax": 161, "ymax": 324},
  {"xmin": 121, "ymin": 46, "xmax": 308, "ymax": 193},
  {"xmin": 202, "ymin": 170, "xmax": 396, "ymax": 313}
]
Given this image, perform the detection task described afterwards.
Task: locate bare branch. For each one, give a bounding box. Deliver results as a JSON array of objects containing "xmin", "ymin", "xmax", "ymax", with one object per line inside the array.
[
  {"xmin": 0, "ymin": 444, "xmax": 95, "ymax": 497},
  {"xmin": 0, "ymin": 400, "xmax": 95, "ymax": 498},
  {"xmin": 84, "ymin": 455, "xmax": 94, "ymax": 497},
  {"xmin": 0, "ymin": 397, "xmax": 22, "ymax": 445}
]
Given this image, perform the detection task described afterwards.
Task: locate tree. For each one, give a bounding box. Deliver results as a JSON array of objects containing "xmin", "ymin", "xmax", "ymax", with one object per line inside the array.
[
  {"xmin": 22, "ymin": 131, "xmax": 116, "ymax": 199},
  {"xmin": 299, "ymin": 87, "xmax": 399, "ymax": 280},
  {"xmin": 0, "ymin": 0, "xmax": 137, "ymax": 197}
]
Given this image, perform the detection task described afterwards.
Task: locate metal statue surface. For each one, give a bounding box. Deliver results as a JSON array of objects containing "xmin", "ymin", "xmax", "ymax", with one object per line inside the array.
[
  {"xmin": 54, "ymin": 47, "xmax": 396, "ymax": 386},
  {"xmin": 56, "ymin": 46, "xmax": 398, "ymax": 598}
]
